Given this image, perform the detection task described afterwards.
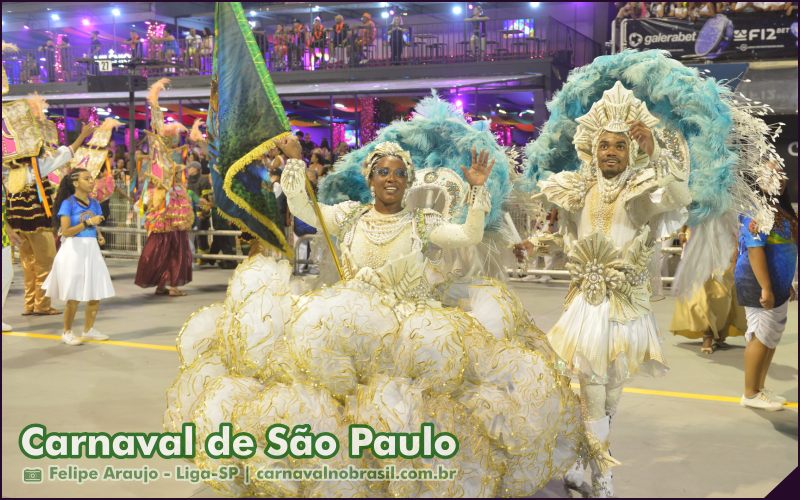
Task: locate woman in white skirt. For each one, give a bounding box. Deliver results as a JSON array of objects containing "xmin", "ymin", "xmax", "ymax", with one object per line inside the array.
[{"xmin": 43, "ymin": 168, "xmax": 115, "ymax": 346}]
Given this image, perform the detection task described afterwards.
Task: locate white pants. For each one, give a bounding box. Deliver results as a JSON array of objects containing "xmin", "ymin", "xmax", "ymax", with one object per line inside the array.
[
  {"xmin": 2, "ymin": 246, "xmax": 12, "ymax": 314},
  {"xmin": 649, "ymin": 241, "xmax": 666, "ymax": 296}
]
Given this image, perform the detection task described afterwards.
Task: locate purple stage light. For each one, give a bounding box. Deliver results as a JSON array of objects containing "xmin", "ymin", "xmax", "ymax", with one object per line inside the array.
[
  {"xmin": 455, "ymin": 99, "xmax": 463, "ymax": 108},
  {"xmin": 82, "ymin": 18, "xmax": 91, "ymax": 27}
]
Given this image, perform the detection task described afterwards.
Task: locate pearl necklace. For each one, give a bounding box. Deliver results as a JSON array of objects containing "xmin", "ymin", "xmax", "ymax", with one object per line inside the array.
[
  {"xmin": 359, "ymin": 208, "xmax": 413, "ymax": 247},
  {"xmin": 588, "ymin": 184, "xmax": 621, "ymax": 235},
  {"xmin": 597, "ymin": 168, "xmax": 633, "ymax": 204}
]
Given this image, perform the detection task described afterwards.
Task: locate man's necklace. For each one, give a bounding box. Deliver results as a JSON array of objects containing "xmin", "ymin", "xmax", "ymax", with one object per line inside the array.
[{"xmin": 589, "ymin": 183, "xmax": 622, "ymax": 235}]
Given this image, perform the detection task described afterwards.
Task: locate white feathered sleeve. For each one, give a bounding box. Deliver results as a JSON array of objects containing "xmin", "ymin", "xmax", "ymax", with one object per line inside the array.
[
  {"xmin": 281, "ymin": 158, "xmax": 356, "ymax": 237},
  {"xmin": 429, "ymin": 185, "xmax": 490, "ymax": 249}
]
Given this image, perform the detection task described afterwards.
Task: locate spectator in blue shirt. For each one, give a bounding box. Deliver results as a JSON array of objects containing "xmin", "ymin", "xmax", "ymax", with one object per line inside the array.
[{"xmin": 735, "ymin": 170, "xmax": 797, "ymax": 411}]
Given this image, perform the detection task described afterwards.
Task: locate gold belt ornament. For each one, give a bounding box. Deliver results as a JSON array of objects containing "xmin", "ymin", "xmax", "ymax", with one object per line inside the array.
[{"xmin": 563, "ymin": 230, "xmax": 654, "ymax": 322}]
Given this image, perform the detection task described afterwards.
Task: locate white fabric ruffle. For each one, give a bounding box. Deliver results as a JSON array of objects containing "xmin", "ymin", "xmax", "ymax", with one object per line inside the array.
[
  {"xmin": 548, "ymin": 293, "xmax": 668, "ymax": 385},
  {"xmin": 167, "ymin": 255, "xmax": 585, "ymax": 497}
]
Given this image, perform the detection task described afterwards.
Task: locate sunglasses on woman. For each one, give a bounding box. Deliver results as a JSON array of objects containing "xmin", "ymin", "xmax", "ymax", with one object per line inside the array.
[{"xmin": 372, "ymin": 167, "xmax": 408, "ymax": 179}]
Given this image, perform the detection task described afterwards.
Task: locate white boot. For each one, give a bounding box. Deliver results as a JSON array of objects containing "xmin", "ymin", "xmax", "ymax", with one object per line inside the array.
[
  {"xmin": 587, "ymin": 416, "xmax": 615, "ymax": 497},
  {"xmin": 564, "ymin": 460, "xmax": 591, "ymax": 496}
]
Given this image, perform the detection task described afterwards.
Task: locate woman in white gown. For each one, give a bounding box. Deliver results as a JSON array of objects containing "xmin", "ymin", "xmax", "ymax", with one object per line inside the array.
[{"xmin": 166, "ymin": 132, "xmax": 598, "ymax": 497}]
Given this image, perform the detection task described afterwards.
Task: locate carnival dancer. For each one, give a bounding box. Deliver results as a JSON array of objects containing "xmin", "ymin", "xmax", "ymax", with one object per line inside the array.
[
  {"xmin": 517, "ymin": 49, "xmax": 786, "ymax": 497},
  {"xmin": 3, "ymin": 94, "xmax": 95, "ymax": 316},
  {"xmin": 134, "ymin": 79, "xmax": 194, "ymax": 296},
  {"xmin": 517, "ymin": 81, "xmax": 691, "ymax": 495},
  {"xmin": 2, "ymin": 184, "xmax": 23, "ymax": 332},
  {"xmin": 43, "ymin": 168, "xmax": 115, "ymax": 345},
  {"xmin": 1, "ymin": 47, "xmax": 23, "ymax": 331},
  {"xmin": 355, "ymin": 12, "xmax": 376, "ymax": 65},
  {"xmin": 670, "ymin": 242, "xmax": 746, "ymax": 354},
  {"xmin": 167, "ymin": 133, "xmax": 593, "ymax": 497},
  {"xmin": 167, "ymin": 98, "xmax": 595, "ymax": 497}
]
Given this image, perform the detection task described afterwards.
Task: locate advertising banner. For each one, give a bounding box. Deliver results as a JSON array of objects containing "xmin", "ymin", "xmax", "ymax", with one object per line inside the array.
[
  {"xmin": 621, "ymin": 14, "xmax": 798, "ymax": 61},
  {"xmin": 766, "ymin": 114, "xmax": 798, "ymax": 203}
]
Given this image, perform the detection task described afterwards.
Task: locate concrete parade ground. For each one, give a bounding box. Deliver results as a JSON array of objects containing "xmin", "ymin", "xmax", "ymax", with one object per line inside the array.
[{"xmin": 2, "ymin": 259, "xmax": 797, "ymax": 498}]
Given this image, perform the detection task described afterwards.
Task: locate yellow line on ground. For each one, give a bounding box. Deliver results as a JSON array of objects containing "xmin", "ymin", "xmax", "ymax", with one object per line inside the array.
[
  {"xmin": 623, "ymin": 387, "xmax": 797, "ymax": 408},
  {"xmin": 2, "ymin": 331, "xmax": 177, "ymax": 352},
  {"xmin": 4, "ymin": 330, "xmax": 797, "ymax": 408}
]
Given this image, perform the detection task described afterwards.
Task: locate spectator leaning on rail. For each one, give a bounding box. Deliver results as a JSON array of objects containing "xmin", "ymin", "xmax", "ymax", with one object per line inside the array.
[
  {"xmin": 272, "ymin": 24, "xmax": 288, "ymax": 71},
  {"xmin": 356, "ymin": 12, "xmax": 376, "ymax": 65},
  {"xmin": 201, "ymin": 27, "xmax": 214, "ymax": 73},
  {"xmin": 310, "ymin": 17, "xmax": 326, "ymax": 68},
  {"xmin": 185, "ymin": 28, "xmax": 202, "ymax": 71},
  {"xmin": 126, "ymin": 30, "xmax": 143, "ymax": 60},
  {"xmin": 331, "ymin": 15, "xmax": 350, "ymax": 67},
  {"xmin": 466, "ymin": 5, "xmax": 489, "ymax": 59},
  {"xmin": 289, "ymin": 19, "xmax": 308, "ymax": 70},
  {"xmin": 388, "ymin": 16, "xmax": 408, "ymax": 65}
]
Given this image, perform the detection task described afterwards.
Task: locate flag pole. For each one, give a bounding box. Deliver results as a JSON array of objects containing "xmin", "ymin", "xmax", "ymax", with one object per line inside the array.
[{"xmin": 303, "ymin": 175, "xmax": 344, "ymax": 280}]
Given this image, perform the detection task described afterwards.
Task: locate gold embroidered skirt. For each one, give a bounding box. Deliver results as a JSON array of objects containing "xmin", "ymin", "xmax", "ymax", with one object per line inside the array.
[{"xmin": 165, "ymin": 255, "xmax": 585, "ymax": 497}]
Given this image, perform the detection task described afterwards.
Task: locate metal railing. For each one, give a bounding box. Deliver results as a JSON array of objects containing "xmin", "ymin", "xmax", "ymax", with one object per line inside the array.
[
  {"xmin": 96, "ymin": 194, "xmax": 684, "ymax": 285},
  {"xmin": 263, "ymin": 16, "xmax": 601, "ymax": 72},
  {"xmin": 3, "ymin": 17, "xmax": 601, "ymax": 86},
  {"xmin": 99, "ymin": 189, "xmax": 246, "ymax": 261},
  {"xmin": 100, "ymin": 192, "xmax": 320, "ymax": 271},
  {"xmin": 501, "ymin": 199, "xmax": 683, "ymax": 285},
  {"xmin": 546, "ymin": 17, "xmax": 603, "ymax": 68}
]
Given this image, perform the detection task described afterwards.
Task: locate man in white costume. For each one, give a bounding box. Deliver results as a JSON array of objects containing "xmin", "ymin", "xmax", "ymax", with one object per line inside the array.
[{"xmin": 516, "ymin": 81, "xmax": 691, "ymax": 496}]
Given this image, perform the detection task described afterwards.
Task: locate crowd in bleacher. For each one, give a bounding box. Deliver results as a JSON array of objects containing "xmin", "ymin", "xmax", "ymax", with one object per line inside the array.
[{"xmin": 615, "ymin": 2, "xmax": 796, "ymax": 20}]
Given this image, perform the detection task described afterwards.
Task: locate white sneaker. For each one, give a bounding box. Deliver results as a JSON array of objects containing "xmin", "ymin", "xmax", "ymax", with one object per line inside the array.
[
  {"xmin": 61, "ymin": 330, "xmax": 84, "ymax": 346},
  {"xmin": 760, "ymin": 388, "xmax": 787, "ymax": 405},
  {"xmin": 2, "ymin": 322, "xmax": 12, "ymax": 332},
  {"xmin": 740, "ymin": 392, "xmax": 784, "ymax": 411},
  {"xmin": 82, "ymin": 328, "xmax": 109, "ymax": 341}
]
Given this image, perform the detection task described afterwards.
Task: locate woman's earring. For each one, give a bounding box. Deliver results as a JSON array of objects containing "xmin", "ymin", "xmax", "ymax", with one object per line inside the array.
[{"xmin": 369, "ymin": 185, "xmax": 376, "ymax": 200}]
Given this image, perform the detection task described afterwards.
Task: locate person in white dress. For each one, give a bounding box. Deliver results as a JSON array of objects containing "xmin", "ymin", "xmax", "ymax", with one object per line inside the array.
[
  {"xmin": 43, "ymin": 168, "xmax": 115, "ymax": 345},
  {"xmin": 516, "ymin": 81, "xmax": 691, "ymax": 496},
  {"xmin": 165, "ymin": 133, "xmax": 602, "ymax": 497}
]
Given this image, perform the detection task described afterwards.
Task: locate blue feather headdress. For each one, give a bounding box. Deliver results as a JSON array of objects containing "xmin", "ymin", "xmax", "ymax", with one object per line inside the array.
[
  {"xmin": 522, "ymin": 49, "xmax": 782, "ymax": 229},
  {"xmin": 318, "ymin": 93, "xmax": 512, "ymax": 228},
  {"xmin": 522, "ymin": 49, "xmax": 784, "ymax": 297}
]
